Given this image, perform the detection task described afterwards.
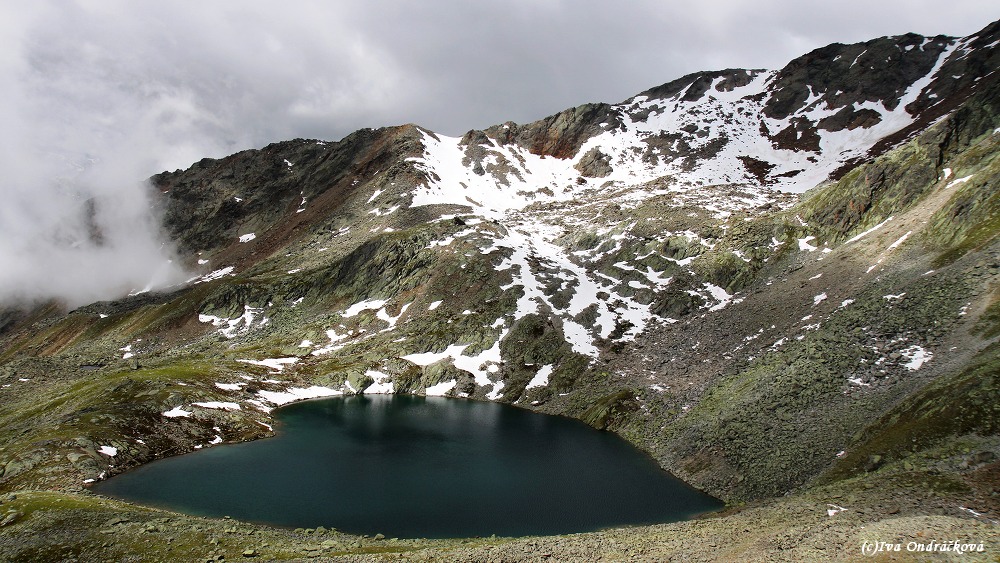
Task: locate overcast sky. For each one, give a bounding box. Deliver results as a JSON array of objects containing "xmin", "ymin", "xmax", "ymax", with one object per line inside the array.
[{"xmin": 1, "ymin": 0, "xmax": 997, "ymax": 306}]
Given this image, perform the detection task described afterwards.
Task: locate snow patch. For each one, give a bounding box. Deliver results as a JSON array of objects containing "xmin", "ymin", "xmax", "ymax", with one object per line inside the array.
[
  {"xmin": 364, "ymin": 369, "xmax": 394, "ymax": 394},
  {"xmin": 193, "ymin": 401, "xmax": 241, "ymax": 411},
  {"xmin": 199, "ymin": 304, "xmax": 266, "ymax": 339},
  {"xmin": 257, "ymin": 386, "xmax": 343, "ymax": 406},
  {"xmin": 486, "ymin": 381, "xmax": 505, "ymax": 400},
  {"xmin": 845, "ymin": 216, "xmax": 893, "ymax": 244},
  {"xmin": 237, "ymin": 357, "xmax": 299, "ymax": 372},
  {"xmin": 945, "ymin": 175, "xmax": 973, "ymax": 189},
  {"xmin": 887, "ymin": 231, "xmax": 912, "ymax": 250},
  {"xmin": 900, "ymin": 345, "xmax": 933, "ymax": 371},
  {"xmin": 193, "ymin": 266, "xmax": 235, "ymax": 284},
  {"xmin": 525, "ymin": 364, "xmax": 554, "ymax": 389},
  {"xmin": 704, "ymin": 283, "xmax": 735, "ymax": 312},
  {"xmin": 376, "ymin": 302, "xmax": 411, "ymax": 331},
  {"xmin": 424, "ymin": 379, "xmax": 456, "ymax": 396},
  {"xmin": 311, "ymin": 328, "xmax": 353, "ymax": 356},
  {"xmin": 342, "ymin": 299, "xmax": 388, "ymax": 317},
  {"xmin": 402, "ymin": 332, "xmax": 506, "ymax": 396}
]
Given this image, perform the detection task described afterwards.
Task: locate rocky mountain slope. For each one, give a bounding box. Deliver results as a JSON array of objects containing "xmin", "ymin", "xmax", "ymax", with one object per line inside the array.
[{"xmin": 1, "ymin": 19, "xmax": 999, "ymax": 561}]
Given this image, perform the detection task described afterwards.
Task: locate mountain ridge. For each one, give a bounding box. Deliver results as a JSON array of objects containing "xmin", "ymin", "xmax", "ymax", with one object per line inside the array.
[{"xmin": 144, "ymin": 18, "xmax": 998, "ymax": 278}]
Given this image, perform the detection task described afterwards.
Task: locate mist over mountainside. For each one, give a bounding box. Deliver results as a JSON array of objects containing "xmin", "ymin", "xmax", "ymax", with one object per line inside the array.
[{"xmin": 1, "ymin": 18, "xmax": 999, "ymax": 561}]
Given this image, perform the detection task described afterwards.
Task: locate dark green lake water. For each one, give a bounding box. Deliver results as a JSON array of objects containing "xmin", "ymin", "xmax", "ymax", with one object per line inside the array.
[{"xmin": 95, "ymin": 395, "xmax": 721, "ymax": 538}]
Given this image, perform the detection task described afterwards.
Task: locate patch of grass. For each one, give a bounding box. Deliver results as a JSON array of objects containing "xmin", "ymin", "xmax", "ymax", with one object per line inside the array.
[
  {"xmin": 930, "ymin": 185, "xmax": 1000, "ymax": 267},
  {"xmin": 973, "ymin": 291, "xmax": 1000, "ymax": 339},
  {"xmin": 0, "ymin": 358, "xmax": 247, "ymax": 487},
  {"xmin": 824, "ymin": 342, "xmax": 1000, "ymax": 482},
  {"xmin": 3, "ymin": 490, "xmax": 113, "ymax": 516},
  {"xmin": 580, "ymin": 389, "xmax": 637, "ymax": 430},
  {"xmin": 798, "ymin": 135, "xmax": 937, "ymax": 241}
]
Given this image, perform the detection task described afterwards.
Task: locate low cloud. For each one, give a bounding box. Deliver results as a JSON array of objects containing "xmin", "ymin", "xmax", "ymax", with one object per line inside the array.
[{"xmin": 0, "ymin": 0, "xmax": 994, "ymax": 307}]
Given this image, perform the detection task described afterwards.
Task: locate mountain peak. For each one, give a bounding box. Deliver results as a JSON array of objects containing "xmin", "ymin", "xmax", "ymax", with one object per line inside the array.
[{"xmin": 637, "ymin": 68, "xmax": 769, "ymax": 102}]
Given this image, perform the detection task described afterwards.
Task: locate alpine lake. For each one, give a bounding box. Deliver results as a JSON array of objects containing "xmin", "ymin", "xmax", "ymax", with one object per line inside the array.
[{"xmin": 94, "ymin": 395, "xmax": 722, "ymax": 538}]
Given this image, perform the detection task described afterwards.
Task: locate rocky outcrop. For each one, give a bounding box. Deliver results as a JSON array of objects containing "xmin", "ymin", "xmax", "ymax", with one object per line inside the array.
[
  {"xmin": 484, "ymin": 103, "xmax": 620, "ymax": 159},
  {"xmin": 639, "ymin": 69, "xmax": 766, "ymax": 102},
  {"xmin": 574, "ymin": 147, "xmax": 612, "ymax": 177},
  {"xmin": 763, "ymin": 34, "xmax": 952, "ymax": 120},
  {"xmin": 153, "ymin": 125, "xmax": 427, "ymax": 261}
]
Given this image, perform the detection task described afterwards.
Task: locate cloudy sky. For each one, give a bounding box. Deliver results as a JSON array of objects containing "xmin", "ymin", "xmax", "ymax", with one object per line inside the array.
[{"xmin": 1, "ymin": 0, "xmax": 996, "ymax": 306}]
